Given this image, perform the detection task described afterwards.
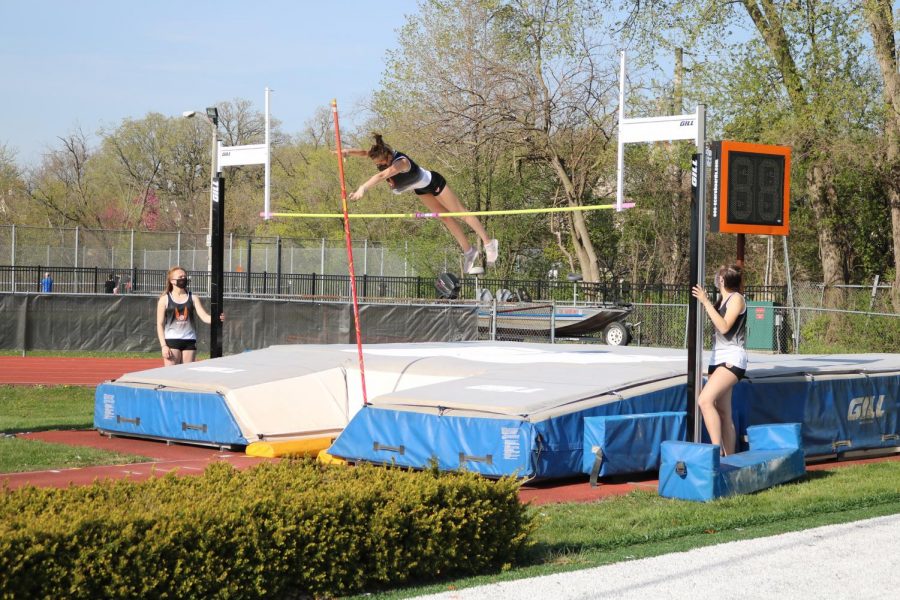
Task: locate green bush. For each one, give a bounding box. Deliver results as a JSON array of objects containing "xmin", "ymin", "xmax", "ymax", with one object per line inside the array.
[
  {"xmin": 0, "ymin": 460, "xmax": 532, "ymax": 598},
  {"xmin": 799, "ymin": 312, "xmax": 900, "ymax": 354}
]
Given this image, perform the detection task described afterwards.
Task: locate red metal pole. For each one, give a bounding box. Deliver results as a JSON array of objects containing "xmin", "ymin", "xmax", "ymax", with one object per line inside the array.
[{"xmin": 332, "ymin": 99, "xmax": 368, "ymax": 405}]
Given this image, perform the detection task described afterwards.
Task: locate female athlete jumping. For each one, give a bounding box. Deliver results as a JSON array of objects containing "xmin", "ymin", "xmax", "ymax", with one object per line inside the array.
[{"xmin": 340, "ymin": 134, "xmax": 498, "ymax": 274}]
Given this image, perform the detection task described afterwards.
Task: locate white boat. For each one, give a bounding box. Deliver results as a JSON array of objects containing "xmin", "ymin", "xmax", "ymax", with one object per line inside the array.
[{"xmin": 478, "ymin": 302, "xmax": 634, "ymax": 344}]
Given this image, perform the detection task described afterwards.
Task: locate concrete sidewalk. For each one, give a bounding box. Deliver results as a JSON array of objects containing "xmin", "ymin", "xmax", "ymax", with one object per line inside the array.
[{"xmin": 416, "ymin": 513, "xmax": 900, "ymax": 599}]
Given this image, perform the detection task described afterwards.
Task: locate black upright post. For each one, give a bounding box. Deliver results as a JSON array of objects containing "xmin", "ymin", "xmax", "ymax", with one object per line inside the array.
[
  {"xmin": 246, "ymin": 239, "xmax": 252, "ymax": 294},
  {"xmin": 210, "ymin": 176, "xmax": 225, "ymax": 359},
  {"xmin": 686, "ymin": 154, "xmax": 701, "ymax": 440},
  {"xmin": 276, "ymin": 236, "xmax": 282, "ymax": 295}
]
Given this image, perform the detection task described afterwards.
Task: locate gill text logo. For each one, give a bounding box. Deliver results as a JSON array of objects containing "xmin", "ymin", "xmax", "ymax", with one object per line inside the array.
[{"xmin": 848, "ymin": 395, "xmax": 885, "ymax": 421}]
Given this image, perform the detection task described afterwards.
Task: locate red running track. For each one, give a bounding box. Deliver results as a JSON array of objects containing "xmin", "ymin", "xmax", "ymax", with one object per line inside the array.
[
  {"xmin": 2, "ymin": 430, "xmax": 268, "ymax": 491},
  {"xmin": 4, "ymin": 429, "xmax": 898, "ymax": 503},
  {"xmin": 2, "ymin": 429, "xmax": 658, "ymax": 503},
  {"xmin": 0, "ymin": 356, "xmax": 161, "ymax": 386}
]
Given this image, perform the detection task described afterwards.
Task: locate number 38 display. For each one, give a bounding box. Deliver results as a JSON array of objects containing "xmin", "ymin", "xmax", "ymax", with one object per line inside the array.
[{"xmin": 710, "ymin": 141, "xmax": 791, "ymax": 236}]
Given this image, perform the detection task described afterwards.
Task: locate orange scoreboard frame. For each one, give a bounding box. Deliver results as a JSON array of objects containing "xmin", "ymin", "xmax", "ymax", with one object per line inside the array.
[{"xmin": 711, "ymin": 141, "xmax": 791, "ymax": 235}]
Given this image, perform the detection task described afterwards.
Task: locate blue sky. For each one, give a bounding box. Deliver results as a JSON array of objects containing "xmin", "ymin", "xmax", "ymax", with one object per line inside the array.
[{"xmin": 0, "ymin": 0, "xmax": 421, "ymax": 168}]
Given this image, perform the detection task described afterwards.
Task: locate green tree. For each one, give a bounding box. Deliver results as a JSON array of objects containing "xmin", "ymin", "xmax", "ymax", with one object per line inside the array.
[
  {"xmin": 862, "ymin": 0, "xmax": 900, "ymax": 310},
  {"xmin": 373, "ymin": 0, "xmax": 622, "ymax": 282},
  {"xmin": 623, "ymin": 1, "xmax": 884, "ymax": 295},
  {"xmin": 0, "ymin": 144, "xmax": 31, "ymax": 225}
]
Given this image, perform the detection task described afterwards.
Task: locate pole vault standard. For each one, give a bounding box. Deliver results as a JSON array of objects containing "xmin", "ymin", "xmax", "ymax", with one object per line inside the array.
[
  {"xmin": 210, "ymin": 87, "xmax": 273, "ymax": 358},
  {"xmin": 615, "ymin": 50, "xmax": 707, "ymax": 441},
  {"xmin": 331, "ymin": 99, "xmax": 368, "ymax": 405}
]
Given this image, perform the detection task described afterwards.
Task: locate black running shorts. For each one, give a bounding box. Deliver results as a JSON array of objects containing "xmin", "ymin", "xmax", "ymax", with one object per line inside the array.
[
  {"xmin": 165, "ymin": 338, "xmax": 197, "ymax": 351},
  {"xmin": 414, "ymin": 170, "xmax": 447, "ymax": 196},
  {"xmin": 708, "ymin": 363, "xmax": 746, "ymax": 380}
]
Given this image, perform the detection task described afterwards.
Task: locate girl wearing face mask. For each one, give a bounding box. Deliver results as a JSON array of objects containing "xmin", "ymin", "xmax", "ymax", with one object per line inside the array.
[
  {"xmin": 691, "ymin": 264, "xmax": 747, "ymax": 456},
  {"xmin": 156, "ymin": 266, "xmax": 216, "ymax": 365}
]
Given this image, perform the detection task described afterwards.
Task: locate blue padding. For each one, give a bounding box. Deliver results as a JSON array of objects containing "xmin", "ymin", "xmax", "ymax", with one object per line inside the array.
[
  {"xmin": 658, "ymin": 441, "xmax": 720, "ymax": 501},
  {"xmin": 582, "ymin": 411, "xmax": 686, "ymax": 476},
  {"xmin": 719, "ymin": 450, "xmax": 806, "ymax": 497},
  {"xmin": 739, "ymin": 375, "xmax": 900, "ymax": 456},
  {"xmin": 94, "ymin": 383, "xmax": 247, "ymax": 447},
  {"xmin": 659, "ymin": 423, "xmax": 806, "ymax": 502},
  {"xmin": 328, "ymin": 406, "xmax": 537, "ymax": 478},
  {"xmin": 527, "ymin": 383, "xmax": 686, "ymax": 480},
  {"xmin": 747, "ymin": 422, "xmax": 802, "ymax": 450},
  {"xmin": 329, "ymin": 384, "xmax": 687, "ymax": 480},
  {"xmin": 660, "ymin": 440, "xmax": 720, "ymax": 471}
]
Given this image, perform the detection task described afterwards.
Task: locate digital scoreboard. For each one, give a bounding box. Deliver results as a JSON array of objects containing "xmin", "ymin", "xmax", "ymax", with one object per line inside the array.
[{"xmin": 711, "ymin": 141, "xmax": 791, "ymax": 235}]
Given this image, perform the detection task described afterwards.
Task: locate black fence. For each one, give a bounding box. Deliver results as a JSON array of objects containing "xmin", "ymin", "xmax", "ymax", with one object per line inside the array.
[{"xmin": 0, "ymin": 265, "xmax": 788, "ymax": 305}]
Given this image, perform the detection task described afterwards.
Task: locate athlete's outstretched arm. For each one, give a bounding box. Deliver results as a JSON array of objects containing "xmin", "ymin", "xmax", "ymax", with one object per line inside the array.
[{"xmin": 349, "ymin": 158, "xmax": 409, "ymax": 200}]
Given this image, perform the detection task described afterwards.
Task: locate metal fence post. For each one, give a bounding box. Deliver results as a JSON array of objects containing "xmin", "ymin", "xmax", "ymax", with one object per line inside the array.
[
  {"xmin": 490, "ymin": 298, "xmax": 497, "ymax": 341},
  {"xmin": 10, "ymin": 224, "xmax": 15, "ymax": 293},
  {"xmin": 246, "ymin": 238, "xmax": 253, "ymax": 294},
  {"xmin": 276, "ymin": 236, "xmax": 282, "ymax": 295},
  {"xmin": 550, "ymin": 300, "xmax": 556, "ymax": 344}
]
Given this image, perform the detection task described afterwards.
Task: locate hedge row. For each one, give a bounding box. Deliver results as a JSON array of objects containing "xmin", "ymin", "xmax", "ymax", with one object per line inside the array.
[{"xmin": 0, "ymin": 460, "xmax": 533, "ymax": 598}]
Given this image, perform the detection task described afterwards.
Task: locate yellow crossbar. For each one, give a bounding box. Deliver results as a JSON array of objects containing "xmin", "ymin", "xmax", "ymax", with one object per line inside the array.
[{"xmin": 262, "ymin": 202, "xmax": 634, "ymax": 219}]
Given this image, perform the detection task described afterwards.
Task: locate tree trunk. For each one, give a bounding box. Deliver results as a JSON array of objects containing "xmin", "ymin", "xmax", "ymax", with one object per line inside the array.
[
  {"xmin": 548, "ymin": 153, "xmax": 600, "ymax": 281},
  {"xmin": 807, "ymin": 163, "xmax": 845, "ymax": 307},
  {"xmin": 863, "ymin": 0, "xmax": 900, "ymax": 312}
]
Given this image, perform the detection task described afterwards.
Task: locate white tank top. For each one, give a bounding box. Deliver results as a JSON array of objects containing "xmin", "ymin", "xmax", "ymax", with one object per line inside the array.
[{"xmin": 709, "ymin": 292, "xmax": 748, "ymax": 369}]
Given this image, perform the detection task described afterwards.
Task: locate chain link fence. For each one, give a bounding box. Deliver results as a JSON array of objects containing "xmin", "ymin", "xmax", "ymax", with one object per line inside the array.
[
  {"xmin": 473, "ymin": 300, "xmax": 900, "ymax": 356},
  {"xmin": 2, "ymin": 225, "xmax": 898, "ymax": 354},
  {"xmin": 0, "ymin": 225, "xmax": 424, "ymax": 276}
]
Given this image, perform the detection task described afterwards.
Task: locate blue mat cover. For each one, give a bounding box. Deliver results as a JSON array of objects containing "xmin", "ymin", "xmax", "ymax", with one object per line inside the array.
[
  {"xmin": 736, "ymin": 375, "xmax": 900, "ymax": 455},
  {"xmin": 94, "ymin": 383, "xmax": 247, "ymax": 447},
  {"xmin": 328, "ymin": 385, "xmax": 686, "ymax": 479},
  {"xmin": 582, "ymin": 411, "xmax": 686, "ymax": 478},
  {"xmin": 658, "ymin": 423, "xmax": 806, "ymax": 502}
]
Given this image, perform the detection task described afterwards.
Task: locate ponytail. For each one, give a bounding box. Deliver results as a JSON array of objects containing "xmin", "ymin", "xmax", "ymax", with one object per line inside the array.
[{"xmin": 367, "ymin": 133, "xmax": 393, "ymax": 161}]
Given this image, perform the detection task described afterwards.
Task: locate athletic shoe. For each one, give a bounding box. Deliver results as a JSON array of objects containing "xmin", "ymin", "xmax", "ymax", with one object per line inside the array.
[
  {"xmin": 463, "ymin": 246, "xmax": 480, "ymax": 274},
  {"xmin": 484, "ymin": 239, "xmax": 499, "ymax": 265}
]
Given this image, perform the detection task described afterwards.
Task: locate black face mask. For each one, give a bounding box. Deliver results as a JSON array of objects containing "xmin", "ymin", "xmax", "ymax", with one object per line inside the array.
[{"xmin": 175, "ymin": 278, "xmax": 188, "ymax": 289}]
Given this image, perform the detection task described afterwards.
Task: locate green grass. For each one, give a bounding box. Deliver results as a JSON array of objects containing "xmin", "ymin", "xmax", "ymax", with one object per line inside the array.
[
  {"xmin": 0, "ymin": 385, "xmax": 150, "ymax": 473},
  {"xmin": 355, "ymin": 462, "xmax": 900, "ymax": 599},
  {"xmin": 0, "ymin": 436, "xmax": 150, "ymax": 473},
  {"xmin": 0, "ymin": 385, "xmax": 95, "ymax": 432},
  {"xmin": 3, "ymin": 383, "xmax": 900, "ymax": 598}
]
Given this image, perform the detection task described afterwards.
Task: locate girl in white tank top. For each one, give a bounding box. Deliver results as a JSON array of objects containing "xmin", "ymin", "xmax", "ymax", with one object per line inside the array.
[{"xmin": 691, "ymin": 264, "xmax": 747, "ymax": 456}]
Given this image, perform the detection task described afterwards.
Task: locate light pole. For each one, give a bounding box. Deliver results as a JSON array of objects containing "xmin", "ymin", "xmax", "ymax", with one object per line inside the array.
[{"xmin": 183, "ymin": 107, "xmax": 219, "ymax": 277}]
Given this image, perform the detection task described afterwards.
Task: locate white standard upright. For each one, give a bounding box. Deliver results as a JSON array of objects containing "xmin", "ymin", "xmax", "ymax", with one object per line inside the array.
[
  {"xmin": 217, "ymin": 87, "xmax": 272, "ymax": 219},
  {"xmin": 614, "ymin": 50, "xmax": 707, "ymax": 440}
]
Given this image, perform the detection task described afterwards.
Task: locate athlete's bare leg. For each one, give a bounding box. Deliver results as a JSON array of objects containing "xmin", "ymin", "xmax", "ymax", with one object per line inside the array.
[
  {"xmin": 431, "ymin": 186, "xmax": 491, "ymax": 246},
  {"xmin": 698, "ymin": 367, "xmax": 738, "ymax": 455},
  {"xmin": 418, "ymin": 193, "xmax": 473, "ymax": 252}
]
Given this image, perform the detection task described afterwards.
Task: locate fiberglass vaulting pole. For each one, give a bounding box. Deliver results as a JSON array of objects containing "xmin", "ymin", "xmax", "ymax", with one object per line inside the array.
[{"xmin": 332, "ymin": 99, "xmax": 369, "ymax": 405}]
